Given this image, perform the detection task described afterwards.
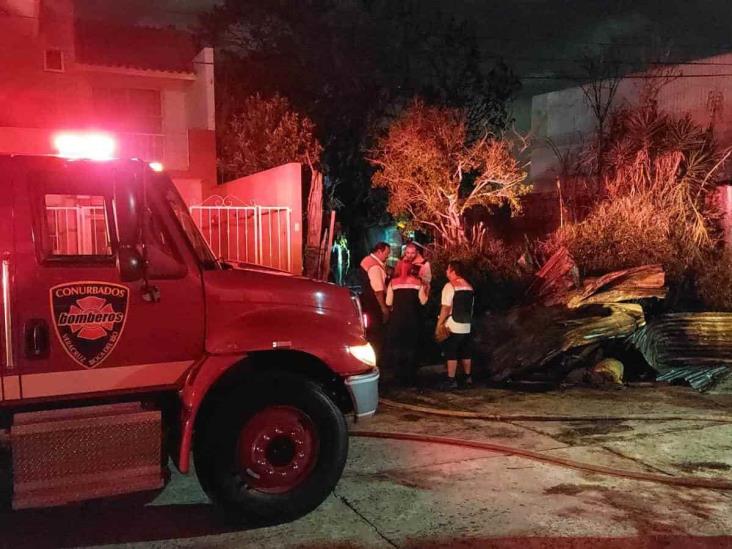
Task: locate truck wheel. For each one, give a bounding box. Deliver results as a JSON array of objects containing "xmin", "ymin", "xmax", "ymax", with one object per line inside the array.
[{"xmin": 194, "ymin": 373, "xmax": 348, "ymax": 525}]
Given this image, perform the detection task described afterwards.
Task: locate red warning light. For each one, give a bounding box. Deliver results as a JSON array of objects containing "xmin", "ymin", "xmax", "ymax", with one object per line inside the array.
[{"xmin": 53, "ymin": 132, "xmax": 116, "ymax": 161}]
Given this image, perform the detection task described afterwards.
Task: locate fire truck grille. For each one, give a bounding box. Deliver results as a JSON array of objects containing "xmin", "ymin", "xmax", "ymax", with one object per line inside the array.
[{"xmin": 11, "ymin": 403, "xmax": 163, "ymax": 509}]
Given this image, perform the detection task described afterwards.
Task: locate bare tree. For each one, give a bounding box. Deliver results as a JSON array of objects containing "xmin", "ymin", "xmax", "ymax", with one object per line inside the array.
[
  {"xmin": 635, "ymin": 63, "xmax": 681, "ymax": 110},
  {"xmin": 577, "ymin": 49, "xmax": 624, "ymax": 179},
  {"xmin": 579, "ymin": 52, "xmax": 623, "ymax": 138}
]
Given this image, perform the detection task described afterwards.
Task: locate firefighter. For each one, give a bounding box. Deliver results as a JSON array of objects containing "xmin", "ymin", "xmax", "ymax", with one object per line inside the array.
[
  {"xmin": 402, "ymin": 241, "xmax": 431, "ymax": 369},
  {"xmin": 384, "ymin": 259, "xmax": 429, "ymax": 386},
  {"xmin": 359, "ymin": 242, "xmax": 391, "ymax": 363},
  {"xmin": 435, "ymin": 260, "xmax": 475, "ymax": 390}
]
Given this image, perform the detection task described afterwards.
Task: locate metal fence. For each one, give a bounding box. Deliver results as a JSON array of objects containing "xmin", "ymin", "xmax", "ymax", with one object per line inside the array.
[
  {"xmin": 190, "ymin": 196, "xmax": 292, "ymax": 272},
  {"xmin": 46, "ymin": 205, "xmax": 111, "ymax": 256}
]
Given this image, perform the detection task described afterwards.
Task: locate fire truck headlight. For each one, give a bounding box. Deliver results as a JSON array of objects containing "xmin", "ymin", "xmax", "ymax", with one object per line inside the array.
[{"xmin": 348, "ymin": 343, "xmax": 376, "ymax": 367}]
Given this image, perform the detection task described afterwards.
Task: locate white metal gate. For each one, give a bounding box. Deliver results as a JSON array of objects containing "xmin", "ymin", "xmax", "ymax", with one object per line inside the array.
[
  {"xmin": 46, "ymin": 205, "xmax": 111, "ymax": 256},
  {"xmin": 190, "ymin": 195, "xmax": 292, "ymax": 272}
]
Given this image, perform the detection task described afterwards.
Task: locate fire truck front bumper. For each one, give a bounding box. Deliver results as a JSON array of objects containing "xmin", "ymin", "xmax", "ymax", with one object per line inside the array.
[{"xmin": 344, "ymin": 368, "xmax": 380, "ymax": 419}]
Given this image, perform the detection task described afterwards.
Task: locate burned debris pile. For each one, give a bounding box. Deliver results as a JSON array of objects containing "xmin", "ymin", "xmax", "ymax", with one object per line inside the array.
[
  {"xmin": 477, "ymin": 249, "xmax": 732, "ymax": 391},
  {"xmin": 632, "ymin": 314, "xmax": 732, "ymax": 391}
]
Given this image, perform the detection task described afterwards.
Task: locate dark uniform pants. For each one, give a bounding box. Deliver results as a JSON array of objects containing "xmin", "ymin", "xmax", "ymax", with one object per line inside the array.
[{"xmin": 385, "ymin": 318, "xmax": 419, "ymax": 385}]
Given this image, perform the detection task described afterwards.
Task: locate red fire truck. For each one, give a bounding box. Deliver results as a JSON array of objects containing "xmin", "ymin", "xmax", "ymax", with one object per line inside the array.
[{"xmin": 0, "ymin": 133, "xmax": 379, "ymax": 524}]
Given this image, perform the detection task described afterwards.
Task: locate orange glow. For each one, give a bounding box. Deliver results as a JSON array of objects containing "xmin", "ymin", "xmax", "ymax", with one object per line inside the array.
[
  {"xmin": 149, "ymin": 162, "xmax": 164, "ymax": 172},
  {"xmin": 53, "ymin": 132, "xmax": 116, "ymax": 161}
]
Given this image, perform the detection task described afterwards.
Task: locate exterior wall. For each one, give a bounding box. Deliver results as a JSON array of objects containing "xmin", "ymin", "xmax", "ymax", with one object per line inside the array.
[
  {"xmin": 174, "ymin": 128, "xmax": 217, "ymax": 197},
  {"xmin": 214, "ymin": 163, "xmax": 304, "ymax": 275},
  {"xmin": 174, "ymin": 178, "xmax": 204, "ymax": 208},
  {"xmin": 530, "ymin": 86, "xmax": 591, "ymax": 192},
  {"xmin": 187, "ymin": 48, "xmax": 216, "ymax": 132}
]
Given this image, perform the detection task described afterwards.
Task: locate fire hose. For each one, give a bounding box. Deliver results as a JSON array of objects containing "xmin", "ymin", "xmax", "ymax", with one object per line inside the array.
[
  {"xmin": 349, "ymin": 399, "xmax": 732, "ymax": 491},
  {"xmin": 379, "ymin": 398, "xmax": 732, "ymax": 423}
]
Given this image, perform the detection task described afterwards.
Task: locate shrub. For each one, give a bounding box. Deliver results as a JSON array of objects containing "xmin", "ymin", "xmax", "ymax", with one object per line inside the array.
[
  {"xmin": 543, "ymin": 97, "xmax": 731, "ymax": 311},
  {"xmin": 543, "ymin": 191, "xmax": 732, "ymax": 310},
  {"xmin": 219, "ymin": 93, "xmax": 322, "ymax": 179},
  {"xmin": 545, "ymin": 195, "xmax": 677, "ymax": 274},
  {"xmin": 428, "ymin": 234, "xmax": 528, "ymax": 314},
  {"xmin": 695, "ymin": 250, "xmax": 732, "ymax": 311}
]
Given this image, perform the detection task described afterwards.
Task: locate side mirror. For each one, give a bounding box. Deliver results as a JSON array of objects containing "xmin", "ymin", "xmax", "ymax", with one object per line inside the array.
[
  {"xmin": 114, "ymin": 177, "xmax": 143, "ymax": 282},
  {"xmin": 118, "ymin": 246, "xmax": 144, "ymax": 282}
]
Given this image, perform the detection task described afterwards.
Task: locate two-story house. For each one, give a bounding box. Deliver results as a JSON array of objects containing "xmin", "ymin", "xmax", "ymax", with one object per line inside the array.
[{"xmin": 0, "ymin": 0, "xmax": 216, "ymax": 206}]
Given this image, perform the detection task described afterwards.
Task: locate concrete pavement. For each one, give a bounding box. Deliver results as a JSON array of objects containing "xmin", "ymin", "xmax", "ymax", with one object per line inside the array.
[{"xmin": 3, "ymin": 384, "xmax": 732, "ymax": 548}]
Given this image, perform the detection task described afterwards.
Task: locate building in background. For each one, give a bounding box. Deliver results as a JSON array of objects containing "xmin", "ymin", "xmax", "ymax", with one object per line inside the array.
[
  {"xmin": 0, "ymin": 0, "xmax": 216, "ymax": 205},
  {"xmin": 0, "ymin": 0, "xmax": 305, "ymax": 274}
]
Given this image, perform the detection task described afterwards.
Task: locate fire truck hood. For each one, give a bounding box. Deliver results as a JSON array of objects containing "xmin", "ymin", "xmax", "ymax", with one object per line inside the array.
[{"xmin": 213, "ymin": 263, "xmax": 354, "ymax": 314}]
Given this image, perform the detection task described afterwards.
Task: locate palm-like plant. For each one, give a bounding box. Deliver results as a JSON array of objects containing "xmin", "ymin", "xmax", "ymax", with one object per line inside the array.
[
  {"xmin": 549, "ymin": 87, "xmax": 732, "ymax": 308},
  {"xmin": 597, "ymin": 102, "xmax": 730, "ymax": 253}
]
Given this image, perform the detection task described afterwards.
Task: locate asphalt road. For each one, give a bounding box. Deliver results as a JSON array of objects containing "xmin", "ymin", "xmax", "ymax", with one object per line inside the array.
[{"xmin": 4, "ymin": 384, "xmax": 732, "ymax": 549}]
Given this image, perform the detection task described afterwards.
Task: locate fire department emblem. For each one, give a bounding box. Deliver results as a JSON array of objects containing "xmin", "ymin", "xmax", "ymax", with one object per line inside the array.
[{"xmin": 50, "ymin": 282, "xmax": 129, "ymax": 368}]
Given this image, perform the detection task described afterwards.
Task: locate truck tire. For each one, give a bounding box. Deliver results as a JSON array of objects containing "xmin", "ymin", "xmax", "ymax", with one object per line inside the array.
[{"xmin": 194, "ymin": 372, "xmax": 348, "ymax": 525}]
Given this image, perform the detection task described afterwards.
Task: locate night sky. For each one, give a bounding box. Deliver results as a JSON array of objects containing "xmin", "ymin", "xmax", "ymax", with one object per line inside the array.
[{"xmin": 75, "ymin": 0, "xmax": 732, "ymax": 129}]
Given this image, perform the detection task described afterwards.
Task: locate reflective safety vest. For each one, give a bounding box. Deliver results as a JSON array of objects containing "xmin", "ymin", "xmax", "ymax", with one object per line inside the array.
[
  {"xmin": 390, "ymin": 276, "xmax": 423, "ymax": 321},
  {"xmin": 387, "ymin": 272, "xmax": 424, "ymax": 344},
  {"xmin": 359, "ymin": 254, "xmax": 386, "ymax": 319},
  {"xmin": 451, "ymin": 284, "xmax": 474, "ymax": 325}
]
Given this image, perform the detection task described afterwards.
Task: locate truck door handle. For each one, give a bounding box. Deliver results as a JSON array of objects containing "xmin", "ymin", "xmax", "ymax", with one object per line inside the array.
[{"xmin": 24, "ymin": 319, "xmax": 49, "ymax": 359}]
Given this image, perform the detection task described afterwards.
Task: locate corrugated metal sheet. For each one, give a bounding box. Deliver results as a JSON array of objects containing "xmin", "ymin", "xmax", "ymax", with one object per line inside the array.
[{"xmin": 631, "ymin": 313, "xmax": 732, "ymax": 391}]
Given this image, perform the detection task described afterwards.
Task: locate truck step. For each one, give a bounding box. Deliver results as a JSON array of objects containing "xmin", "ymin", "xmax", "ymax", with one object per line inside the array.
[{"xmin": 11, "ymin": 402, "xmax": 163, "ymax": 509}]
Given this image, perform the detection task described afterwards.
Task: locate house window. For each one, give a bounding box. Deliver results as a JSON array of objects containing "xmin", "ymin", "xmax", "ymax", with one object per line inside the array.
[
  {"xmin": 44, "ymin": 49, "xmax": 64, "ymax": 72},
  {"xmin": 92, "ymin": 88, "xmax": 163, "ymax": 134},
  {"xmin": 44, "ymin": 194, "xmax": 112, "ymax": 257}
]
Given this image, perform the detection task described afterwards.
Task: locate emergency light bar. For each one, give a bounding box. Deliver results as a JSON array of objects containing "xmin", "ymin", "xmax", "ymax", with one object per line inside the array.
[{"xmin": 53, "ymin": 132, "xmax": 117, "ymax": 161}]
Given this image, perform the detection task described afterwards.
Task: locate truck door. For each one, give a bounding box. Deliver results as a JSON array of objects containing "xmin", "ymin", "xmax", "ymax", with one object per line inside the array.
[
  {"xmin": 0, "ymin": 157, "xmax": 17, "ymax": 402},
  {"xmin": 10, "ymin": 157, "xmax": 205, "ymax": 399}
]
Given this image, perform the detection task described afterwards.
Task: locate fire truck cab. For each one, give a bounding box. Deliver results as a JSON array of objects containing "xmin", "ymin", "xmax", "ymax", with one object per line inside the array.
[{"xmin": 0, "ymin": 138, "xmax": 379, "ymax": 524}]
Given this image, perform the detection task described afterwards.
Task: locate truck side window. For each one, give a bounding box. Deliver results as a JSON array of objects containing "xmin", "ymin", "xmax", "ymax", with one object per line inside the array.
[
  {"xmin": 44, "ymin": 194, "xmax": 112, "ymax": 257},
  {"xmin": 158, "ymin": 179, "xmax": 217, "ymax": 267}
]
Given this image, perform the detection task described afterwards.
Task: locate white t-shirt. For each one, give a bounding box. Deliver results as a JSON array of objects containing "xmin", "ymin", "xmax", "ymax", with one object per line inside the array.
[{"xmin": 441, "ymin": 282, "xmax": 472, "ymax": 334}]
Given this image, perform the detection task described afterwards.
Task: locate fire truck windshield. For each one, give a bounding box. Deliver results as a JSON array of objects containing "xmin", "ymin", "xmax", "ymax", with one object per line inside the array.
[{"xmin": 156, "ymin": 176, "xmax": 218, "ymax": 268}]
